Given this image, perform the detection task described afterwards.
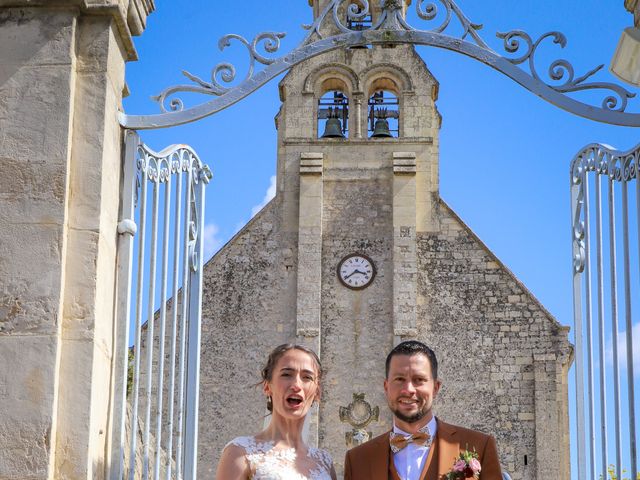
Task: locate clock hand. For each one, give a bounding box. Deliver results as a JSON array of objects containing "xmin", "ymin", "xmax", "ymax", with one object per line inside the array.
[{"xmin": 345, "ymin": 269, "xmax": 366, "ymax": 279}]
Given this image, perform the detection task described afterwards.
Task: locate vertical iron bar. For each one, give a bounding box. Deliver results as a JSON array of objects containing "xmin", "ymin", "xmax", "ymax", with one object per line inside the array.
[
  {"xmin": 143, "ymin": 165, "xmax": 161, "ymax": 479},
  {"xmin": 608, "ymin": 173, "xmax": 623, "ymax": 480},
  {"xmin": 622, "ymin": 171, "xmax": 637, "ymax": 479},
  {"xmin": 165, "ymin": 156, "xmax": 184, "ymax": 480},
  {"xmin": 175, "ymin": 160, "xmax": 194, "ymax": 479},
  {"xmin": 595, "ymin": 171, "xmax": 608, "ymax": 480},
  {"xmin": 183, "ymin": 165, "xmax": 207, "ymax": 480},
  {"xmin": 628, "ymin": 153, "xmax": 639, "ymax": 479},
  {"xmin": 153, "ymin": 170, "xmax": 172, "ymax": 480},
  {"xmin": 634, "ymin": 150, "xmax": 640, "ymax": 480},
  {"xmin": 583, "ymin": 168, "xmax": 597, "ymax": 479},
  {"xmin": 129, "ymin": 150, "xmax": 148, "ymax": 480},
  {"xmin": 109, "ymin": 130, "xmax": 139, "ymax": 480},
  {"xmin": 572, "ymin": 162, "xmax": 587, "ymax": 480}
]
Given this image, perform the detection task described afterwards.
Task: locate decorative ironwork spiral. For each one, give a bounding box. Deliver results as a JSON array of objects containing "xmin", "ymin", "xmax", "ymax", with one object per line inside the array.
[
  {"xmin": 499, "ymin": 30, "xmax": 635, "ymax": 113},
  {"xmin": 122, "ymin": 0, "xmax": 640, "ymax": 129},
  {"xmin": 153, "ymin": 31, "xmax": 285, "ymax": 113},
  {"xmin": 570, "ymin": 143, "xmax": 640, "ymax": 274},
  {"xmin": 416, "ymin": 0, "xmax": 452, "ymax": 33}
]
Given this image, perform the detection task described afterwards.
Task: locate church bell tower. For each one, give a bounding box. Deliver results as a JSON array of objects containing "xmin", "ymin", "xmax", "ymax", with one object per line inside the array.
[{"xmin": 276, "ymin": 0, "xmax": 441, "ymax": 452}]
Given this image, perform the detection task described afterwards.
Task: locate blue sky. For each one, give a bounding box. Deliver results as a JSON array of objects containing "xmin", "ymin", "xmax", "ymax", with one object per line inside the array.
[{"xmin": 123, "ymin": 1, "xmax": 639, "ymax": 477}]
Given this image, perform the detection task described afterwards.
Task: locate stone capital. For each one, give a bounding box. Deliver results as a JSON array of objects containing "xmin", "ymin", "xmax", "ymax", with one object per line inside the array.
[{"xmin": 0, "ymin": 0, "xmax": 155, "ymax": 60}]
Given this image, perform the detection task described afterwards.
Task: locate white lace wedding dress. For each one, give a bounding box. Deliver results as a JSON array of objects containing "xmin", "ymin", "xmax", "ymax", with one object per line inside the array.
[{"xmin": 225, "ymin": 436, "xmax": 334, "ymax": 480}]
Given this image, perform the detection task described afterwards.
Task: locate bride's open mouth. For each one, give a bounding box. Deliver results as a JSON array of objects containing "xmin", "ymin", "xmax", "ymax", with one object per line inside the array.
[{"xmin": 286, "ymin": 395, "xmax": 304, "ymax": 408}]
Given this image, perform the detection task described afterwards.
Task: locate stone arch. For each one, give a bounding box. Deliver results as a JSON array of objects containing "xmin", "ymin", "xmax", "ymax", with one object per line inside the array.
[
  {"xmin": 361, "ymin": 64, "xmax": 412, "ymax": 138},
  {"xmin": 303, "ymin": 63, "xmax": 360, "ymax": 96},
  {"xmin": 360, "ymin": 63, "xmax": 414, "ymax": 95},
  {"xmin": 304, "ymin": 64, "xmax": 360, "ymax": 139}
]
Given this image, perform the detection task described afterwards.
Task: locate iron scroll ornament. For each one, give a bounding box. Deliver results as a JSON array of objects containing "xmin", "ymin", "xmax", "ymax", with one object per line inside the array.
[
  {"xmin": 120, "ymin": 0, "xmax": 639, "ymax": 129},
  {"xmin": 570, "ymin": 142, "xmax": 640, "ymax": 275},
  {"xmin": 129, "ymin": 142, "xmax": 213, "ymax": 272}
]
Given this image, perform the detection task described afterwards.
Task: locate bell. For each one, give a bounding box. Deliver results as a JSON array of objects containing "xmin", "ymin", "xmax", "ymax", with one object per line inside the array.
[
  {"xmin": 371, "ymin": 117, "xmax": 392, "ymax": 137},
  {"xmin": 321, "ymin": 117, "xmax": 345, "ymax": 138}
]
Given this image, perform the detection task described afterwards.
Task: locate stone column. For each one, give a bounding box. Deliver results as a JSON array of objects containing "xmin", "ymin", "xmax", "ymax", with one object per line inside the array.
[
  {"xmin": 0, "ymin": 2, "xmax": 153, "ymax": 479},
  {"xmin": 392, "ymin": 152, "xmax": 417, "ymax": 341},
  {"xmin": 296, "ymin": 152, "xmax": 324, "ymax": 446},
  {"xmin": 533, "ymin": 353, "xmax": 571, "ymax": 480}
]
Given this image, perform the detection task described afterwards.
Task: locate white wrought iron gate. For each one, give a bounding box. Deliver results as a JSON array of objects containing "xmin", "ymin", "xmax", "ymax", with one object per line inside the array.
[
  {"xmin": 109, "ymin": 130, "xmax": 212, "ymax": 480},
  {"xmin": 571, "ymin": 143, "xmax": 639, "ymax": 480}
]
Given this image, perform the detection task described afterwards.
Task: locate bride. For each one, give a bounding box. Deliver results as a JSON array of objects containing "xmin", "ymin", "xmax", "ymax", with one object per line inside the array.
[{"xmin": 216, "ymin": 344, "xmax": 337, "ymax": 480}]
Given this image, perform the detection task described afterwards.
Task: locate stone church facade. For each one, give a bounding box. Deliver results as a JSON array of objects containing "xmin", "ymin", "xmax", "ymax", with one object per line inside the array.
[{"xmin": 198, "ymin": 2, "xmax": 572, "ymax": 479}]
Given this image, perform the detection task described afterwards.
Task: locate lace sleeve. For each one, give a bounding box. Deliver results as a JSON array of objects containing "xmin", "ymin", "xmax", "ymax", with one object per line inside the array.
[
  {"xmin": 311, "ymin": 447, "xmax": 334, "ymax": 471},
  {"xmin": 227, "ymin": 436, "xmax": 264, "ymax": 452}
]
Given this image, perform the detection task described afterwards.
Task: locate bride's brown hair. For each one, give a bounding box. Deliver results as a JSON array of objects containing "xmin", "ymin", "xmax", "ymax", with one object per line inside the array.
[{"xmin": 261, "ymin": 344, "xmax": 323, "ymax": 413}]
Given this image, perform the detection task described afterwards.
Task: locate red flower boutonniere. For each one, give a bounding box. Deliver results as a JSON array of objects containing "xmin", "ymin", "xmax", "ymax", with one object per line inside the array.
[{"xmin": 445, "ymin": 448, "xmax": 481, "ymax": 479}]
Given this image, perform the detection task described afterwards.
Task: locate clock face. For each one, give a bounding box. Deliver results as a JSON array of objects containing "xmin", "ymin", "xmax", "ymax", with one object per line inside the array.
[{"xmin": 337, "ymin": 253, "xmax": 376, "ymax": 290}]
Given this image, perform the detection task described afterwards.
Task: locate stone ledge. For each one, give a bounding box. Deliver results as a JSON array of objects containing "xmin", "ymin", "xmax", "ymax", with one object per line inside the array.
[
  {"xmin": 300, "ymin": 152, "xmax": 324, "ymax": 175},
  {"xmin": 393, "ymin": 151, "xmax": 417, "ymax": 174},
  {"xmin": 284, "ymin": 137, "xmax": 434, "ymax": 145}
]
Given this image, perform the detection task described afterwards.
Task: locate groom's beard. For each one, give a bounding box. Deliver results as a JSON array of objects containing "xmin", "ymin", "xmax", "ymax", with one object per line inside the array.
[{"xmin": 390, "ymin": 405, "xmax": 429, "ymax": 424}]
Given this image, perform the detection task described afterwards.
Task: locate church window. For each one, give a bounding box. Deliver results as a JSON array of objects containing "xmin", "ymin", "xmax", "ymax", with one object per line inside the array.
[
  {"xmin": 318, "ymin": 90, "xmax": 349, "ymax": 138},
  {"xmin": 368, "ymin": 90, "xmax": 399, "ymax": 138}
]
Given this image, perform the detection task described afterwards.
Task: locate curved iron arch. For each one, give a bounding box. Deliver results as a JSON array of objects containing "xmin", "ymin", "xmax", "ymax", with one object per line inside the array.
[{"xmin": 120, "ymin": 0, "xmax": 640, "ymax": 130}]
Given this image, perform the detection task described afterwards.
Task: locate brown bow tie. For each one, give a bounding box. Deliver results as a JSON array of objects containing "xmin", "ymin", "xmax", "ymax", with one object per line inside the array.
[{"xmin": 389, "ymin": 430, "xmax": 432, "ymax": 453}]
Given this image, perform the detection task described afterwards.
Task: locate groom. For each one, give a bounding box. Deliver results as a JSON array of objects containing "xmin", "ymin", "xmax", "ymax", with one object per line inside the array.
[{"xmin": 344, "ymin": 341, "xmax": 502, "ymax": 480}]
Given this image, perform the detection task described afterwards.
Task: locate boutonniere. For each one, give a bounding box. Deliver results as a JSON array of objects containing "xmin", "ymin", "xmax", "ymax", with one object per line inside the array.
[{"xmin": 445, "ymin": 448, "xmax": 481, "ymax": 479}]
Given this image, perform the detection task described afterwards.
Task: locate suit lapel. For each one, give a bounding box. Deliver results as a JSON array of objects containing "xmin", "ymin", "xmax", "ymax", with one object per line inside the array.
[
  {"xmin": 369, "ymin": 431, "xmax": 392, "ymax": 480},
  {"xmin": 434, "ymin": 419, "xmax": 460, "ymax": 479},
  {"xmin": 420, "ymin": 434, "xmax": 438, "ymax": 480}
]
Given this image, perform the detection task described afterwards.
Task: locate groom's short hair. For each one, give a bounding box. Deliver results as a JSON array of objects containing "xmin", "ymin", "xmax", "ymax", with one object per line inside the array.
[{"xmin": 385, "ymin": 340, "xmax": 438, "ymax": 380}]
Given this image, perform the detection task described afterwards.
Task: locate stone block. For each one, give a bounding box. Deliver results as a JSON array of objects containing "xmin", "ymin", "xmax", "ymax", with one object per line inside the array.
[
  {"xmin": 0, "ymin": 222, "xmax": 64, "ymax": 335},
  {"xmin": 0, "ymin": 8, "xmax": 75, "ymax": 67},
  {"xmin": 0, "ymin": 63, "xmax": 73, "ymax": 164},
  {"xmin": 0, "ymin": 335, "xmax": 57, "ymax": 478}
]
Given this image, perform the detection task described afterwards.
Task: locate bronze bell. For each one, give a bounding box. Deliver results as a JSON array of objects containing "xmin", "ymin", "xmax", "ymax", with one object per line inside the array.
[
  {"xmin": 321, "ymin": 116, "xmax": 345, "ymax": 138},
  {"xmin": 371, "ymin": 117, "xmax": 393, "ymax": 137}
]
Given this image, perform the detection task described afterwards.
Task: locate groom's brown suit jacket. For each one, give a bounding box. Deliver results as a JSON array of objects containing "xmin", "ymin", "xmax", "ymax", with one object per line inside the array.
[{"xmin": 343, "ymin": 419, "xmax": 502, "ymax": 480}]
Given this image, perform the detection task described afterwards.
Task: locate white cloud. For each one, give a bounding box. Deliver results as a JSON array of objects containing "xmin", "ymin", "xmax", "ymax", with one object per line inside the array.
[
  {"xmin": 250, "ymin": 175, "xmax": 277, "ymax": 218},
  {"xmin": 202, "ymin": 223, "xmax": 223, "ymax": 260},
  {"xmin": 605, "ymin": 322, "xmax": 640, "ymax": 377},
  {"xmin": 224, "ymin": 176, "xmax": 277, "ymax": 243}
]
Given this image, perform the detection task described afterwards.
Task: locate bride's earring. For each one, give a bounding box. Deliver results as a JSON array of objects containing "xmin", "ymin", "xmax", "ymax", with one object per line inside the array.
[{"xmin": 266, "ymin": 395, "xmax": 273, "ymax": 412}]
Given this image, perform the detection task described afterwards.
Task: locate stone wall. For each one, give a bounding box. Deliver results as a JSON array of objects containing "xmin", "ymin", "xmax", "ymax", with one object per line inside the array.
[
  {"xmin": 415, "ymin": 202, "xmax": 572, "ymax": 479},
  {"xmin": 198, "ymin": 199, "xmax": 297, "ymax": 478}
]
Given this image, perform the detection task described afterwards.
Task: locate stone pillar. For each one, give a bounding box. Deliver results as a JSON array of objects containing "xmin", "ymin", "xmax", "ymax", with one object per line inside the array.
[
  {"xmin": 392, "ymin": 152, "xmax": 417, "ymax": 342},
  {"xmin": 533, "ymin": 353, "xmax": 571, "ymax": 480},
  {"xmin": 296, "ymin": 152, "xmax": 324, "ymax": 446},
  {"xmin": 0, "ymin": 2, "xmax": 153, "ymax": 479}
]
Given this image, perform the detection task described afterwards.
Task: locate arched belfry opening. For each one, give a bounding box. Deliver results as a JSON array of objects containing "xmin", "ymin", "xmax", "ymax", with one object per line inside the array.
[
  {"xmin": 318, "ymin": 88, "xmax": 349, "ymax": 138},
  {"xmin": 368, "ymin": 89, "xmax": 399, "ymax": 138}
]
